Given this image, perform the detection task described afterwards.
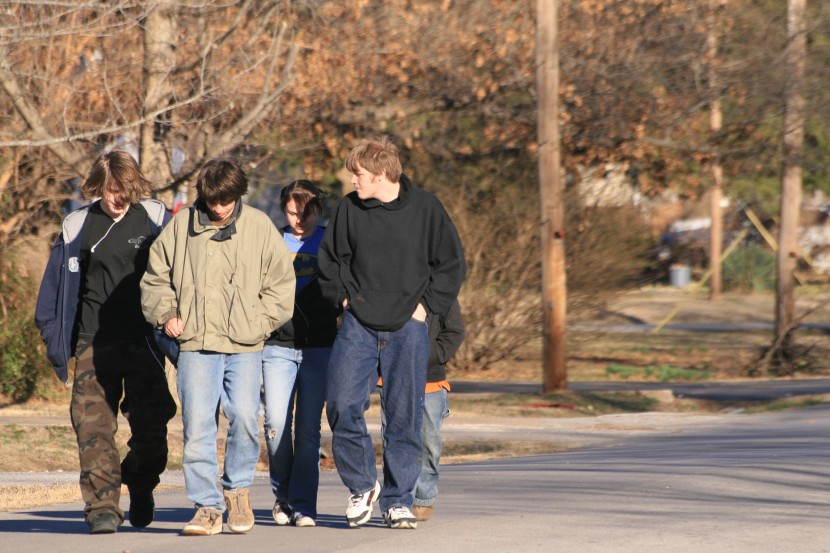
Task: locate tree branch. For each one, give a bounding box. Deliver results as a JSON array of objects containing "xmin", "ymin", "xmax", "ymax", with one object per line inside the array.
[
  {"xmin": 0, "ymin": 48, "xmax": 85, "ymax": 173},
  {"xmin": 208, "ymin": 23, "xmax": 298, "ymax": 157}
]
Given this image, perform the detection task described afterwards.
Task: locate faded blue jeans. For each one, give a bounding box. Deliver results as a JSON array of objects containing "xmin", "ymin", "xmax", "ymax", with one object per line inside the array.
[
  {"xmin": 177, "ymin": 350, "xmax": 262, "ymax": 511},
  {"xmin": 326, "ymin": 310, "xmax": 429, "ymax": 512},
  {"xmin": 262, "ymin": 345, "xmax": 300, "ymax": 502},
  {"xmin": 380, "ymin": 387, "xmax": 449, "ymax": 507},
  {"xmin": 262, "ymin": 345, "xmax": 329, "ymax": 518},
  {"xmin": 413, "ymin": 388, "xmax": 449, "ymax": 506}
]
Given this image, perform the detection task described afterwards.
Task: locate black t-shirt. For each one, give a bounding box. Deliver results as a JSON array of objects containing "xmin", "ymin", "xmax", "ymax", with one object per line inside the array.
[{"xmin": 77, "ymin": 202, "xmax": 155, "ymax": 340}]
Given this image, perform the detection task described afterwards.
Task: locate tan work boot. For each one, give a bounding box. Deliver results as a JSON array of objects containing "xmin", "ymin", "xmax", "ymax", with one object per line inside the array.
[
  {"xmin": 224, "ymin": 488, "xmax": 255, "ymax": 533},
  {"xmin": 413, "ymin": 504, "xmax": 434, "ymax": 521},
  {"xmin": 182, "ymin": 506, "xmax": 223, "ymax": 536}
]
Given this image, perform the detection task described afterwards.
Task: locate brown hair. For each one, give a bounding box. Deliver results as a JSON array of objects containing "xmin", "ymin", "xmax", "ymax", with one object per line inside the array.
[
  {"xmin": 195, "ymin": 158, "xmax": 249, "ymax": 205},
  {"xmin": 279, "ymin": 179, "xmax": 324, "ymax": 220},
  {"xmin": 80, "ymin": 150, "xmax": 154, "ymax": 204},
  {"xmin": 345, "ymin": 135, "xmax": 402, "ymax": 183}
]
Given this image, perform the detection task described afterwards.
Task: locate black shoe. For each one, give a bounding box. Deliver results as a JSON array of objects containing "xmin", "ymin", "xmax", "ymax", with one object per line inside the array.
[
  {"xmin": 90, "ymin": 512, "xmax": 119, "ymax": 534},
  {"xmin": 129, "ymin": 489, "xmax": 155, "ymax": 528}
]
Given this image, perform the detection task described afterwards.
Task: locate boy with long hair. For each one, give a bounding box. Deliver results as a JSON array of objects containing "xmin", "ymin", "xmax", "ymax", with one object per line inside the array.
[{"xmin": 35, "ymin": 150, "xmax": 176, "ymax": 534}]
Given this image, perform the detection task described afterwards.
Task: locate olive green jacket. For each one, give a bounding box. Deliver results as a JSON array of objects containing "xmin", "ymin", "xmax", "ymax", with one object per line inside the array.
[{"xmin": 141, "ymin": 202, "xmax": 295, "ymax": 354}]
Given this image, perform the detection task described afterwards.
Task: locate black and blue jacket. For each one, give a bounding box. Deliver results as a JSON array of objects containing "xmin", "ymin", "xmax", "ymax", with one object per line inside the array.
[{"xmin": 34, "ymin": 199, "xmax": 170, "ymax": 384}]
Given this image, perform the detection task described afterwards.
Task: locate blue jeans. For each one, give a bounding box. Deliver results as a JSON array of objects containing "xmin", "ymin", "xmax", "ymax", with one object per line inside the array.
[
  {"xmin": 326, "ymin": 310, "xmax": 429, "ymax": 512},
  {"xmin": 414, "ymin": 388, "xmax": 449, "ymax": 506},
  {"xmin": 262, "ymin": 345, "xmax": 300, "ymax": 502},
  {"xmin": 262, "ymin": 346, "xmax": 329, "ymax": 518},
  {"xmin": 379, "ymin": 387, "xmax": 449, "ymax": 507},
  {"xmin": 177, "ymin": 350, "xmax": 262, "ymax": 510}
]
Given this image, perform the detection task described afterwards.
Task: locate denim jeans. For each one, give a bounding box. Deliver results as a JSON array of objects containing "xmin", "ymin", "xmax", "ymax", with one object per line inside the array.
[
  {"xmin": 289, "ymin": 347, "xmax": 329, "ymax": 517},
  {"xmin": 177, "ymin": 350, "xmax": 262, "ymax": 510},
  {"xmin": 326, "ymin": 310, "xmax": 429, "ymax": 512},
  {"xmin": 262, "ymin": 346, "xmax": 330, "ymax": 518},
  {"xmin": 379, "ymin": 387, "xmax": 448, "ymax": 507},
  {"xmin": 414, "ymin": 388, "xmax": 449, "ymax": 506},
  {"xmin": 261, "ymin": 345, "xmax": 300, "ymax": 502}
]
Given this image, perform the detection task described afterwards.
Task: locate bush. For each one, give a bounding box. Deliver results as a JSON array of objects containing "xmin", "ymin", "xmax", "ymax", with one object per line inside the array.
[
  {"xmin": 0, "ymin": 247, "xmax": 55, "ymax": 402},
  {"xmin": 445, "ymin": 184, "xmax": 655, "ymax": 373},
  {"xmin": 446, "ymin": 188, "xmax": 542, "ymax": 372},
  {"xmin": 564, "ymin": 196, "xmax": 654, "ymax": 305},
  {"xmin": 722, "ymin": 245, "xmax": 776, "ymax": 292}
]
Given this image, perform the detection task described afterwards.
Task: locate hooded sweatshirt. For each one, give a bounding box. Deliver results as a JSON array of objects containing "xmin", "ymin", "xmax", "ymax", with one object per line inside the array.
[{"xmin": 318, "ymin": 174, "xmax": 465, "ymax": 331}]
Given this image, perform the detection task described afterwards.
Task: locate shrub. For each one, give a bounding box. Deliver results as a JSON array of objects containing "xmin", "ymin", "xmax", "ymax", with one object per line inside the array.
[
  {"xmin": 445, "ymin": 184, "xmax": 654, "ymax": 373},
  {"xmin": 722, "ymin": 245, "xmax": 776, "ymax": 292},
  {"xmin": 0, "ymin": 247, "xmax": 55, "ymax": 401},
  {"xmin": 447, "ymin": 188, "xmax": 542, "ymax": 372}
]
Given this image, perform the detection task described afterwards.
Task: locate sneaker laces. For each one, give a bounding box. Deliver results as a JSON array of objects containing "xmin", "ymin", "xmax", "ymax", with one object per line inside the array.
[
  {"xmin": 348, "ymin": 492, "xmax": 368, "ymax": 508},
  {"xmin": 387, "ymin": 506, "xmax": 412, "ymax": 519},
  {"xmin": 195, "ymin": 507, "xmax": 216, "ymax": 523},
  {"xmin": 230, "ymin": 490, "xmax": 250, "ymax": 518}
]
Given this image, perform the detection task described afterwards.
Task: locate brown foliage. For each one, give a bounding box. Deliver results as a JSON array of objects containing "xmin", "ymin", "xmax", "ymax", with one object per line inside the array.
[
  {"xmin": 1, "ymin": 1, "xmax": 300, "ymax": 196},
  {"xmin": 447, "ymin": 185, "xmax": 653, "ymax": 373}
]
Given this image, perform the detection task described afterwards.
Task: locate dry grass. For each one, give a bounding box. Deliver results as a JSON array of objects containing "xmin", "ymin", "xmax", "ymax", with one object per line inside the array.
[
  {"xmin": 0, "ymin": 425, "xmax": 79, "ymax": 471},
  {"xmin": 438, "ymin": 440, "xmax": 568, "ymax": 464},
  {"xmin": 0, "ymin": 421, "xmax": 183, "ymax": 473},
  {"xmin": 0, "ymin": 483, "xmax": 182, "ymax": 513},
  {"xmin": 0, "ymin": 485, "xmax": 80, "ymax": 511}
]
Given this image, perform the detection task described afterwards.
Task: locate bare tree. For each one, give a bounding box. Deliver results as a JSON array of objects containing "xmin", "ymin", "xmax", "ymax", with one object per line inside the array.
[
  {"xmin": 0, "ymin": 1, "xmax": 298, "ymax": 209},
  {"xmin": 769, "ymin": 0, "xmax": 807, "ymax": 374}
]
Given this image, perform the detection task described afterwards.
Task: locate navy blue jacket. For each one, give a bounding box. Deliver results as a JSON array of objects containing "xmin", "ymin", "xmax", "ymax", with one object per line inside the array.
[{"xmin": 34, "ymin": 199, "xmax": 170, "ymax": 383}]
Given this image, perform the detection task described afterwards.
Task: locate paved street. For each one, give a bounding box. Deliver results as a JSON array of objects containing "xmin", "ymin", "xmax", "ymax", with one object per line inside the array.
[{"xmin": 1, "ymin": 401, "xmax": 828, "ymax": 552}]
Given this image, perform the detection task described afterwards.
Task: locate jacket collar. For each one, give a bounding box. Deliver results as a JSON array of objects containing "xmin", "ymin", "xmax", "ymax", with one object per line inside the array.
[{"xmin": 192, "ymin": 198, "xmax": 242, "ymax": 241}]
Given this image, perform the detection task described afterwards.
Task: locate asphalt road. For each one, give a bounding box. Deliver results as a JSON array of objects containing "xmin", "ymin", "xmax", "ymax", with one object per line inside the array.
[{"xmin": 1, "ymin": 402, "xmax": 829, "ymax": 552}]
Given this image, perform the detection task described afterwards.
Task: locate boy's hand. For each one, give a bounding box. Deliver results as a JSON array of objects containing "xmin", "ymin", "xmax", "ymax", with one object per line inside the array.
[
  {"xmin": 412, "ymin": 303, "xmax": 427, "ymax": 322},
  {"xmin": 164, "ymin": 317, "xmax": 184, "ymax": 338}
]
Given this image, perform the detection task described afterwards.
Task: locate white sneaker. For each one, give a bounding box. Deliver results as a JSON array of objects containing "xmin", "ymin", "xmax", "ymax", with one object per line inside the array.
[
  {"xmin": 272, "ymin": 500, "xmax": 291, "ymax": 525},
  {"xmin": 345, "ymin": 481, "xmax": 381, "ymax": 527},
  {"xmin": 383, "ymin": 506, "xmax": 417, "ymax": 529},
  {"xmin": 292, "ymin": 512, "xmax": 316, "ymax": 527}
]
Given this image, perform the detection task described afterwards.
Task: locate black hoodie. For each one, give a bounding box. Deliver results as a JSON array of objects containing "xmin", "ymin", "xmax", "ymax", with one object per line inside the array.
[{"xmin": 318, "ymin": 174, "xmax": 466, "ymax": 331}]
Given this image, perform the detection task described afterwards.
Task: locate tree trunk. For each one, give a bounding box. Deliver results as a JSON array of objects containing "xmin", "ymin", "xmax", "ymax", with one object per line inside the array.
[
  {"xmin": 537, "ymin": 0, "xmax": 567, "ymax": 393},
  {"xmin": 707, "ymin": 0, "xmax": 724, "ymax": 300},
  {"xmin": 774, "ymin": 0, "xmax": 807, "ymax": 366},
  {"xmin": 141, "ymin": 1, "xmax": 177, "ymax": 207}
]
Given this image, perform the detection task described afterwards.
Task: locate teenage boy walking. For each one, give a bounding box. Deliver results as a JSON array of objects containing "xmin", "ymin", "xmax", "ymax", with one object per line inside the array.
[
  {"xmin": 141, "ymin": 158, "xmax": 295, "ymax": 536},
  {"xmin": 319, "ymin": 135, "xmax": 466, "ymax": 530},
  {"xmin": 35, "ymin": 151, "xmax": 177, "ymax": 534}
]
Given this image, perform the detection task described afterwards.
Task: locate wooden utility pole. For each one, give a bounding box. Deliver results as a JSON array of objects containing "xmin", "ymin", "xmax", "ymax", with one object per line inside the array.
[
  {"xmin": 707, "ymin": 0, "xmax": 724, "ymax": 300},
  {"xmin": 775, "ymin": 0, "xmax": 807, "ymax": 358},
  {"xmin": 537, "ymin": 0, "xmax": 567, "ymax": 393}
]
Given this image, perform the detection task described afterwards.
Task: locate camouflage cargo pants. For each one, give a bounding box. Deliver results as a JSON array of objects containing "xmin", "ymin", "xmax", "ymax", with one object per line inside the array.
[{"xmin": 71, "ymin": 335, "xmax": 177, "ymax": 523}]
